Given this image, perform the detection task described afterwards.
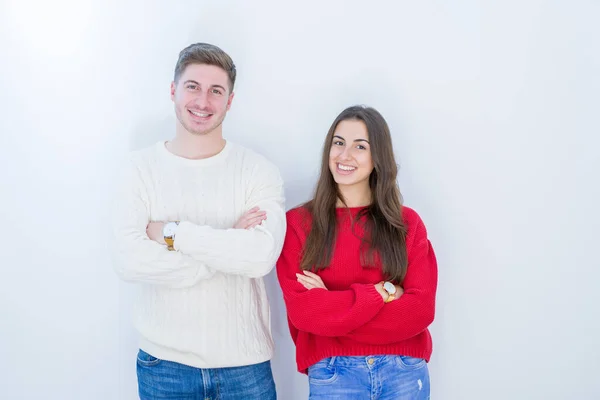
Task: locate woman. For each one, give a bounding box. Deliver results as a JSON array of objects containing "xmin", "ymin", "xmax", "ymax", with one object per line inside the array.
[{"xmin": 276, "ymin": 105, "xmax": 438, "ymax": 399}]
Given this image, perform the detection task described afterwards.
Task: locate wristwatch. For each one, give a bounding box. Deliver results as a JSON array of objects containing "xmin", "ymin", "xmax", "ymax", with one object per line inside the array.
[
  {"xmin": 381, "ymin": 281, "xmax": 397, "ymax": 303},
  {"xmin": 163, "ymin": 221, "xmax": 179, "ymax": 251}
]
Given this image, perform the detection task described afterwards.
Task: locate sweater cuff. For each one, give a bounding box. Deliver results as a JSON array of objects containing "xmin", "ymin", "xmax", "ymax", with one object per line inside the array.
[{"xmin": 363, "ymin": 282, "xmax": 386, "ymax": 306}]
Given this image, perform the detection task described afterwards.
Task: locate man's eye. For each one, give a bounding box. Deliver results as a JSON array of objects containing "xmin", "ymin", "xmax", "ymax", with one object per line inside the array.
[{"xmin": 211, "ymin": 89, "xmax": 222, "ymax": 95}]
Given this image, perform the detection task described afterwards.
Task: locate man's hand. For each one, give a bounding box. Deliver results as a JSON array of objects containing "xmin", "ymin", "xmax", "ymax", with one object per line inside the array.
[
  {"xmin": 296, "ymin": 270, "xmax": 328, "ymax": 290},
  {"xmin": 234, "ymin": 207, "xmax": 267, "ymax": 229},
  {"xmin": 146, "ymin": 222, "xmax": 166, "ymax": 244}
]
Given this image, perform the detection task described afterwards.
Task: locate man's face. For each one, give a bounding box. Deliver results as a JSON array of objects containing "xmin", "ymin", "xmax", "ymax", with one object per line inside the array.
[{"xmin": 171, "ymin": 63, "xmax": 234, "ymax": 136}]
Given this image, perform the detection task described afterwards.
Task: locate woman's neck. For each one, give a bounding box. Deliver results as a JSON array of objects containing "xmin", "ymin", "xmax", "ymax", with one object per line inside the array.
[{"xmin": 336, "ymin": 184, "xmax": 372, "ymax": 208}]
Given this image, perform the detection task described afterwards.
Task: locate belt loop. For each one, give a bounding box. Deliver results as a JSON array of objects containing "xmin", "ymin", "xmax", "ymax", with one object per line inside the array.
[{"xmin": 328, "ymin": 356, "xmax": 337, "ymax": 368}]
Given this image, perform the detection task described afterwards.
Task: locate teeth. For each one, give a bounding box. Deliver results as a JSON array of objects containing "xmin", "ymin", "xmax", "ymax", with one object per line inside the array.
[
  {"xmin": 338, "ymin": 164, "xmax": 356, "ymax": 171},
  {"xmin": 190, "ymin": 110, "xmax": 211, "ymax": 117}
]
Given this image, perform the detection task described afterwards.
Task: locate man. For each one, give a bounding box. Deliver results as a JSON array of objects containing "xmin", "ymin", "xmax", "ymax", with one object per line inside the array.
[{"xmin": 112, "ymin": 43, "xmax": 285, "ymax": 399}]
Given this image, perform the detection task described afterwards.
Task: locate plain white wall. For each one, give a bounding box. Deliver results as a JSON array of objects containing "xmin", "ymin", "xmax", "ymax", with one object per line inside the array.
[{"xmin": 1, "ymin": 1, "xmax": 599, "ymax": 399}]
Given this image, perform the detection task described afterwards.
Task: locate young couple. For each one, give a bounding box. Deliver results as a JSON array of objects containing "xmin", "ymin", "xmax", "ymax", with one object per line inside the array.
[{"xmin": 112, "ymin": 42, "xmax": 438, "ymax": 400}]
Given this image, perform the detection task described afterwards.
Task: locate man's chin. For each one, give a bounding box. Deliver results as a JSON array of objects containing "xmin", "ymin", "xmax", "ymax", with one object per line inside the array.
[
  {"xmin": 182, "ymin": 116, "xmax": 224, "ymax": 136},
  {"xmin": 184, "ymin": 123, "xmax": 214, "ymax": 136}
]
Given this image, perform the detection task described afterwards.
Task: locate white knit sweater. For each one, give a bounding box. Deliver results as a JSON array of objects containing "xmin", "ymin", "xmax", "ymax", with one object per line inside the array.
[{"xmin": 112, "ymin": 140, "xmax": 286, "ymax": 368}]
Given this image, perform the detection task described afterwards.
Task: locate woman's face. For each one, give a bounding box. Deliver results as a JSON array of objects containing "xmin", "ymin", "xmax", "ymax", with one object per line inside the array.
[{"xmin": 328, "ymin": 119, "xmax": 374, "ymax": 191}]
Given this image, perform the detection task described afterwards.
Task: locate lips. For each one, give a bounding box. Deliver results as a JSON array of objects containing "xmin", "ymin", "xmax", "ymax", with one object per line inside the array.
[
  {"xmin": 336, "ymin": 163, "xmax": 357, "ymax": 175},
  {"xmin": 188, "ymin": 109, "xmax": 213, "ymax": 119}
]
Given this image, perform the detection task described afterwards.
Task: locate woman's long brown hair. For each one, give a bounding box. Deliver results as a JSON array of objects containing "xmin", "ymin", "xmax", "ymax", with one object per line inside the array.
[{"xmin": 300, "ymin": 105, "xmax": 408, "ymax": 283}]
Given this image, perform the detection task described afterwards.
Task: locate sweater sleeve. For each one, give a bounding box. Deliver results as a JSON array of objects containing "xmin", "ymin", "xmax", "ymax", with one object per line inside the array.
[
  {"xmin": 173, "ymin": 159, "xmax": 286, "ymax": 278},
  {"xmin": 344, "ymin": 211, "xmax": 438, "ymax": 344},
  {"xmin": 111, "ymin": 155, "xmax": 215, "ymax": 288},
  {"xmin": 276, "ymin": 212, "xmax": 385, "ymax": 337}
]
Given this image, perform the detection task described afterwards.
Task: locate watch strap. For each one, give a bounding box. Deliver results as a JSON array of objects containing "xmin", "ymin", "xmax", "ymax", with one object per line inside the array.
[
  {"xmin": 163, "ymin": 221, "xmax": 179, "ymax": 251},
  {"xmin": 165, "ymin": 237, "xmax": 175, "ymax": 251}
]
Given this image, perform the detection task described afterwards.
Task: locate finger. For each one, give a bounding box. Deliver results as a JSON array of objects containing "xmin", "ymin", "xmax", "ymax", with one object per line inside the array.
[
  {"xmin": 298, "ymin": 280, "xmax": 319, "ymax": 290},
  {"xmin": 236, "ymin": 211, "xmax": 265, "ymax": 226},
  {"xmin": 295, "ymin": 274, "xmax": 315, "ymax": 283},
  {"xmin": 297, "ymin": 280, "xmax": 312, "ymax": 289},
  {"xmin": 300, "ymin": 276, "xmax": 322, "ymax": 287},
  {"xmin": 296, "ymin": 273, "xmax": 316, "ymax": 280},
  {"xmin": 296, "ymin": 275, "xmax": 321, "ymax": 287},
  {"xmin": 295, "ymin": 275, "xmax": 311, "ymax": 286},
  {"xmin": 305, "ymin": 282, "xmax": 325, "ymax": 290},
  {"xmin": 241, "ymin": 211, "xmax": 266, "ymax": 223},
  {"xmin": 245, "ymin": 216, "xmax": 267, "ymax": 229},
  {"xmin": 246, "ymin": 214, "xmax": 267, "ymax": 224},
  {"xmin": 296, "ymin": 273, "xmax": 313, "ymax": 283},
  {"xmin": 303, "ymin": 270, "xmax": 324, "ymax": 283},
  {"xmin": 303, "ymin": 270, "xmax": 320, "ymax": 278},
  {"xmin": 243, "ymin": 208, "xmax": 263, "ymax": 217}
]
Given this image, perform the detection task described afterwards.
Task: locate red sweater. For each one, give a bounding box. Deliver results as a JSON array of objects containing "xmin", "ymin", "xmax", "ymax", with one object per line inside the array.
[{"xmin": 276, "ymin": 205, "xmax": 438, "ymax": 373}]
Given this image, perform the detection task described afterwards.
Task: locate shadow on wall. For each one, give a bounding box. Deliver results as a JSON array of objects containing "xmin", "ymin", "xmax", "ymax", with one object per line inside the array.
[
  {"xmin": 265, "ymin": 179, "xmax": 314, "ymax": 399},
  {"xmin": 129, "ymin": 116, "xmax": 176, "ymax": 151}
]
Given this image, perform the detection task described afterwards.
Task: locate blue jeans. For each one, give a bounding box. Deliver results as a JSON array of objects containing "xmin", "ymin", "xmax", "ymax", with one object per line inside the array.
[
  {"xmin": 136, "ymin": 349, "xmax": 276, "ymax": 400},
  {"xmin": 308, "ymin": 355, "xmax": 430, "ymax": 400}
]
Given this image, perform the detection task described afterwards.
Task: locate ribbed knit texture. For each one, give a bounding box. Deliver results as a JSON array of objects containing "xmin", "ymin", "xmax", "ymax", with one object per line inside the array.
[
  {"xmin": 112, "ymin": 140, "xmax": 286, "ymax": 368},
  {"xmin": 276, "ymin": 205, "xmax": 438, "ymax": 373}
]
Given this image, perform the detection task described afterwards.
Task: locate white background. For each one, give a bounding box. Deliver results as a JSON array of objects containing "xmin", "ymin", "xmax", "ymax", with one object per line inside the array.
[{"xmin": 1, "ymin": 1, "xmax": 599, "ymax": 399}]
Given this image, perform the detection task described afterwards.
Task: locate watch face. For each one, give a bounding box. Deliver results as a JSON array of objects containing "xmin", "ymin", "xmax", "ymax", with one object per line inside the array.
[
  {"xmin": 383, "ymin": 281, "xmax": 396, "ymax": 295},
  {"xmin": 163, "ymin": 222, "xmax": 178, "ymax": 237}
]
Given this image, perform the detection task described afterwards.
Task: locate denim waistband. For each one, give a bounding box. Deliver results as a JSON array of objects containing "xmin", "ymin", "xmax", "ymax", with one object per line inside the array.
[{"xmin": 319, "ymin": 355, "xmax": 404, "ymax": 368}]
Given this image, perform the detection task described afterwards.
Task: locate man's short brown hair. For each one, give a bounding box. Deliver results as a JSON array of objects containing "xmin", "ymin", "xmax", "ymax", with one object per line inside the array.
[{"xmin": 174, "ymin": 43, "xmax": 237, "ymax": 91}]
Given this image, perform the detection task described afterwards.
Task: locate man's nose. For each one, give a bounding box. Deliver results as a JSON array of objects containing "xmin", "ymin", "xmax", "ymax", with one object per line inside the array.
[{"xmin": 194, "ymin": 91, "xmax": 210, "ymax": 108}]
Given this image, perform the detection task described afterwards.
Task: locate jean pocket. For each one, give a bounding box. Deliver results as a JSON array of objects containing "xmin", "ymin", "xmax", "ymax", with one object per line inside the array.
[
  {"xmin": 137, "ymin": 349, "xmax": 161, "ymax": 367},
  {"xmin": 395, "ymin": 355, "xmax": 426, "ymax": 370},
  {"xmin": 308, "ymin": 358, "xmax": 338, "ymax": 385}
]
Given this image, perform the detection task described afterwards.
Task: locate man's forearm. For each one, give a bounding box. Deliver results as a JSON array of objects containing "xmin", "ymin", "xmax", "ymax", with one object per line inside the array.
[
  {"xmin": 113, "ymin": 228, "xmax": 216, "ymax": 287},
  {"xmin": 173, "ymin": 214, "xmax": 286, "ymax": 278}
]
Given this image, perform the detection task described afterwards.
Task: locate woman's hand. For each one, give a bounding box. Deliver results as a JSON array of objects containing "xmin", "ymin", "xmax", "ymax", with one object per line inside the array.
[
  {"xmin": 393, "ymin": 284, "xmax": 405, "ymax": 299},
  {"xmin": 374, "ymin": 282, "xmax": 405, "ymax": 302},
  {"xmin": 296, "ymin": 270, "xmax": 328, "ymax": 290}
]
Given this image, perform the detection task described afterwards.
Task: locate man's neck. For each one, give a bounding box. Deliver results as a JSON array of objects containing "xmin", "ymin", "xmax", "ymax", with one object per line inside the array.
[{"xmin": 167, "ymin": 129, "xmax": 226, "ymax": 160}]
